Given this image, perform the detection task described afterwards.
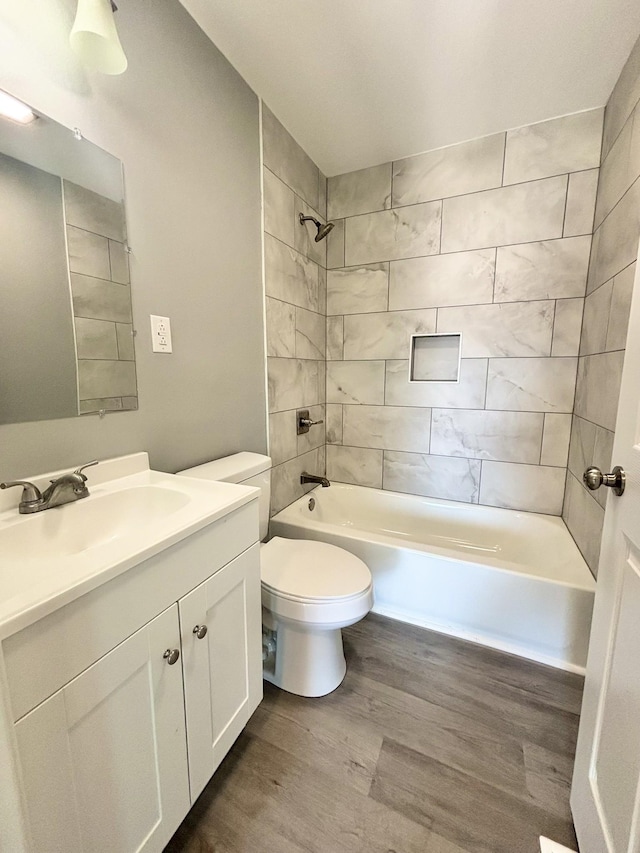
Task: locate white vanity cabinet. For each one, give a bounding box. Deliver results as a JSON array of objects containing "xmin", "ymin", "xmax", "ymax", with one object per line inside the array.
[
  {"xmin": 14, "ymin": 604, "xmax": 191, "ymax": 853},
  {"xmin": 0, "ymin": 496, "xmax": 263, "ymax": 853}
]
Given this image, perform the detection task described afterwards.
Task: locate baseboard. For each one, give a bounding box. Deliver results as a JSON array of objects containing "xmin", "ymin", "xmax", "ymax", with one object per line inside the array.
[{"xmin": 540, "ymin": 836, "xmax": 577, "ymax": 852}]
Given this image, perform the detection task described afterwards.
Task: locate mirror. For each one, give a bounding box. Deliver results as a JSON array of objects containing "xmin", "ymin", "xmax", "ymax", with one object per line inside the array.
[{"xmin": 0, "ymin": 96, "xmax": 137, "ymax": 425}]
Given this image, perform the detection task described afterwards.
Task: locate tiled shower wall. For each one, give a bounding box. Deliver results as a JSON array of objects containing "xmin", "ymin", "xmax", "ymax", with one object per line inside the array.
[
  {"xmin": 563, "ymin": 34, "xmax": 640, "ymax": 575},
  {"xmin": 63, "ymin": 180, "xmax": 137, "ymax": 414},
  {"xmin": 262, "ymin": 105, "xmax": 328, "ymax": 513},
  {"xmin": 324, "ymin": 109, "xmax": 603, "ymax": 515}
]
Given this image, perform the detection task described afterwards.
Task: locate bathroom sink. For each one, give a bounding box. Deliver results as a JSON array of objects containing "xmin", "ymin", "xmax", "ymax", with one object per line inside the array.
[
  {"xmin": 0, "ymin": 452, "xmax": 259, "ymax": 636},
  {"xmin": 0, "ymin": 485, "xmax": 191, "ymax": 560}
]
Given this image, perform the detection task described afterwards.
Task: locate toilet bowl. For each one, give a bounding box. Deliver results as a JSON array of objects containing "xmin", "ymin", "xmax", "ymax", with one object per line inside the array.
[{"xmin": 178, "ymin": 453, "xmax": 373, "ymax": 697}]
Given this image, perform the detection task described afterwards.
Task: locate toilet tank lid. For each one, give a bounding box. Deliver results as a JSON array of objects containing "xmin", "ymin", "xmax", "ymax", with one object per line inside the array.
[{"xmin": 178, "ymin": 452, "xmax": 271, "ymax": 484}]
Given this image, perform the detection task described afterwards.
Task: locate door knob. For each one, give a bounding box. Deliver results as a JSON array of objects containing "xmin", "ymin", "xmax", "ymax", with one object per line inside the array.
[
  {"xmin": 583, "ymin": 465, "xmax": 626, "ymax": 496},
  {"xmin": 192, "ymin": 624, "xmax": 208, "ymax": 639},
  {"xmin": 163, "ymin": 648, "xmax": 180, "ymax": 665}
]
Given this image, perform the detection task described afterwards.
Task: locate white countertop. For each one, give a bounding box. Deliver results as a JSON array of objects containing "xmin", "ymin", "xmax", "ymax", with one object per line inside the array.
[{"xmin": 0, "ymin": 453, "xmax": 258, "ymax": 637}]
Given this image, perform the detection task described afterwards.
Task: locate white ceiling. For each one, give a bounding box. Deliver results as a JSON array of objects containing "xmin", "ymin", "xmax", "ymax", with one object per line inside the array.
[{"xmin": 179, "ymin": 0, "xmax": 640, "ymax": 176}]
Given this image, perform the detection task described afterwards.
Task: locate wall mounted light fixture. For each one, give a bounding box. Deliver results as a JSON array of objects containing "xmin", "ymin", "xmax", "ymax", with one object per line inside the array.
[
  {"xmin": 0, "ymin": 91, "xmax": 37, "ymax": 125},
  {"xmin": 70, "ymin": 0, "xmax": 128, "ymax": 75}
]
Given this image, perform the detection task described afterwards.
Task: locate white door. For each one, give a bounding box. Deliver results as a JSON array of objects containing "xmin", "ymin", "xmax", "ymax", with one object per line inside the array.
[
  {"xmin": 179, "ymin": 543, "xmax": 262, "ymax": 800},
  {"xmin": 571, "ymin": 255, "xmax": 640, "ymax": 851},
  {"xmin": 14, "ymin": 604, "xmax": 190, "ymax": 853}
]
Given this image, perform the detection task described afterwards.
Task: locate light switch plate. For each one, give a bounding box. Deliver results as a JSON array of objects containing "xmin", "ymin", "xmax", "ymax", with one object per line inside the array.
[{"xmin": 150, "ymin": 315, "xmax": 172, "ymax": 353}]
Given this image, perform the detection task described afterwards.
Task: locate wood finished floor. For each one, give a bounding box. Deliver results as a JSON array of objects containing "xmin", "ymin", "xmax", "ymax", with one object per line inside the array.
[{"xmin": 165, "ymin": 614, "xmax": 582, "ymax": 853}]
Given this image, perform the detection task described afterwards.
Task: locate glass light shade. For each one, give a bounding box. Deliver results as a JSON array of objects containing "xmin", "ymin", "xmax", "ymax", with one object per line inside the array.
[
  {"xmin": 70, "ymin": 0, "xmax": 128, "ymax": 75},
  {"xmin": 0, "ymin": 91, "xmax": 37, "ymax": 124}
]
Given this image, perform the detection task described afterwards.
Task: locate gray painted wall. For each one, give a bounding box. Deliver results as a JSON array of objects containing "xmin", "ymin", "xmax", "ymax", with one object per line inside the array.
[
  {"xmin": 0, "ymin": 0, "xmax": 266, "ymax": 480},
  {"xmin": 0, "ymin": 154, "xmax": 77, "ymax": 424}
]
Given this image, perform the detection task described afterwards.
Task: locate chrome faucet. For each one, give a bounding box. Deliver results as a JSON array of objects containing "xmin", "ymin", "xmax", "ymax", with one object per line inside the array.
[
  {"xmin": 300, "ymin": 472, "xmax": 330, "ymax": 488},
  {"xmin": 1, "ymin": 460, "xmax": 99, "ymax": 514}
]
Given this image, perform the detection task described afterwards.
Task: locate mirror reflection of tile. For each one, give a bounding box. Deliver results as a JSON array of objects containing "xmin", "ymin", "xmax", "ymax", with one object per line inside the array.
[{"xmin": 63, "ymin": 180, "xmax": 137, "ymax": 414}]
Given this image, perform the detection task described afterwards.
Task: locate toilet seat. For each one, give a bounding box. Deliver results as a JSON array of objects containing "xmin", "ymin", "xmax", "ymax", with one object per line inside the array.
[
  {"xmin": 261, "ymin": 537, "xmax": 371, "ymax": 602},
  {"xmin": 260, "ymin": 537, "xmax": 374, "ymax": 627}
]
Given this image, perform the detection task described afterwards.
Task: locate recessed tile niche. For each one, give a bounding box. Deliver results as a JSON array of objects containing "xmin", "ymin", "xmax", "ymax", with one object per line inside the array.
[{"xmin": 409, "ymin": 333, "xmax": 461, "ymax": 382}]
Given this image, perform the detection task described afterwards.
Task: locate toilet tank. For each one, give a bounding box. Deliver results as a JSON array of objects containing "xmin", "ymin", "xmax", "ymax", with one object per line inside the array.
[{"xmin": 177, "ymin": 452, "xmax": 271, "ymax": 541}]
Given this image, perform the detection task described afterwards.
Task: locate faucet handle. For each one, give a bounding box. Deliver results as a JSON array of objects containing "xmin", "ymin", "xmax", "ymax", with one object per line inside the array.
[
  {"xmin": 0, "ymin": 480, "xmax": 43, "ymax": 502},
  {"xmin": 73, "ymin": 460, "xmax": 99, "ymax": 480}
]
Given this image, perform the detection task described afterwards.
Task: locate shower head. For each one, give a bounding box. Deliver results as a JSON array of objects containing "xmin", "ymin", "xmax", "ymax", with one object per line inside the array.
[{"xmin": 299, "ymin": 213, "xmax": 335, "ymax": 242}]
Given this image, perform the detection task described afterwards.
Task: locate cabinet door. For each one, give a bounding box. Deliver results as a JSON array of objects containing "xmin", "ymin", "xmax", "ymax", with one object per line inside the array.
[
  {"xmin": 180, "ymin": 543, "xmax": 262, "ymax": 799},
  {"xmin": 14, "ymin": 604, "xmax": 190, "ymax": 853}
]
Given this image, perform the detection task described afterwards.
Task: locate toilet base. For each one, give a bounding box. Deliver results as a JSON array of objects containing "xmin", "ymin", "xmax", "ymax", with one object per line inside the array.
[{"xmin": 264, "ymin": 620, "xmax": 347, "ymax": 697}]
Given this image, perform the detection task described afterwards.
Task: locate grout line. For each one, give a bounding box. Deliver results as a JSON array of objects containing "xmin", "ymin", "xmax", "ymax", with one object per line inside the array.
[
  {"xmin": 549, "ymin": 300, "xmax": 558, "ymax": 356},
  {"xmin": 500, "ymin": 132, "xmax": 507, "ymax": 186},
  {"xmin": 539, "ymin": 414, "xmax": 546, "ymax": 464},
  {"xmin": 560, "ymin": 174, "xmax": 570, "ymax": 238},
  {"xmin": 593, "ymin": 171, "xmax": 640, "ymax": 235}
]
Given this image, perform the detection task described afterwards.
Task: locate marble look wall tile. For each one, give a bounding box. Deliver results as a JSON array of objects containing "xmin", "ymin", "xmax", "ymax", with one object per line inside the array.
[
  {"xmin": 480, "ymin": 461, "xmax": 566, "ymax": 515},
  {"xmin": 568, "ymin": 415, "xmax": 598, "ymax": 484},
  {"xmin": 579, "ymin": 282, "xmax": 613, "ymax": 356},
  {"xmin": 297, "ymin": 404, "xmax": 326, "ymax": 455},
  {"xmin": 116, "ymin": 323, "xmax": 135, "ymax": 360},
  {"xmin": 326, "ymin": 219, "xmax": 345, "ymax": 269},
  {"xmin": 296, "ymin": 307, "xmax": 326, "ymax": 360},
  {"xmin": 437, "ymin": 301, "xmax": 554, "ymax": 358},
  {"xmin": 327, "ymin": 263, "xmax": 389, "ymax": 315},
  {"xmin": 271, "ymin": 446, "xmax": 325, "ymax": 515},
  {"xmin": 264, "ymin": 234, "xmax": 320, "ymax": 312},
  {"xmin": 343, "ymin": 405, "xmax": 431, "ymax": 453},
  {"xmin": 574, "ymin": 350, "xmax": 625, "ymax": 431},
  {"xmin": 392, "ymin": 133, "xmax": 505, "ymax": 207},
  {"xmin": 431, "ymin": 409, "xmax": 544, "ymax": 463},
  {"xmin": 266, "ymin": 298, "xmax": 296, "ymax": 357},
  {"xmin": 326, "ymin": 445, "xmax": 383, "ymax": 488},
  {"xmin": 540, "ymin": 413, "xmax": 572, "ymax": 467},
  {"xmin": 78, "ymin": 359, "xmax": 137, "ymax": 399},
  {"xmin": 486, "ymin": 357, "xmax": 577, "ymax": 413},
  {"xmin": 494, "ymin": 236, "xmax": 590, "ymax": 302},
  {"xmin": 67, "ymin": 225, "xmax": 110, "ymax": 279},
  {"xmin": 318, "ymin": 171, "xmax": 327, "ymax": 219},
  {"xmin": 318, "ymin": 266, "xmax": 327, "ymax": 315},
  {"xmin": 441, "ymin": 176, "xmax": 567, "ymax": 253},
  {"xmin": 108, "ymin": 240, "xmax": 130, "ymax": 285},
  {"xmin": 563, "ymin": 472, "xmax": 604, "ymax": 575},
  {"xmin": 326, "ymin": 404, "xmax": 343, "ymax": 444},
  {"xmin": 564, "ymin": 170, "xmax": 599, "ymax": 237},
  {"xmin": 592, "ymin": 426, "xmax": 615, "ymax": 509},
  {"xmin": 344, "ymin": 308, "xmax": 436, "ymax": 360},
  {"xmin": 63, "ymin": 180, "xmax": 125, "ymax": 242},
  {"xmin": 587, "ymin": 177, "xmax": 640, "ymax": 292},
  {"xmin": 606, "ymin": 262, "xmax": 636, "ymax": 350},
  {"xmin": 594, "ymin": 108, "xmax": 640, "ymax": 228},
  {"xmin": 295, "ymin": 196, "xmax": 327, "ymax": 267},
  {"xmin": 383, "ymin": 451, "xmax": 481, "ymax": 503},
  {"xmin": 264, "ymin": 168, "xmax": 295, "ymax": 247},
  {"xmin": 269, "ymin": 410, "xmax": 298, "ymax": 466},
  {"xmin": 262, "ymin": 104, "xmax": 319, "ymax": 210},
  {"xmin": 328, "ymin": 163, "xmax": 392, "ymax": 219},
  {"xmin": 326, "ymin": 360, "xmax": 385, "ymax": 405},
  {"xmin": 71, "ymin": 273, "xmax": 132, "ymax": 323},
  {"xmin": 385, "ymin": 358, "xmax": 487, "ymax": 409},
  {"xmin": 551, "ymin": 298, "xmax": 584, "ymax": 357},
  {"xmin": 345, "ymin": 202, "xmax": 442, "ymax": 266},
  {"xmin": 326, "ymin": 316, "xmax": 344, "ymax": 360},
  {"xmin": 503, "ymin": 109, "xmax": 603, "ymax": 184},
  {"xmin": 389, "ymin": 249, "xmax": 495, "ymax": 311},
  {"xmin": 602, "ymin": 34, "xmax": 640, "ymax": 158},
  {"xmin": 268, "ymin": 357, "xmax": 322, "ymax": 412},
  {"xmin": 74, "ymin": 317, "xmax": 118, "ymax": 360}
]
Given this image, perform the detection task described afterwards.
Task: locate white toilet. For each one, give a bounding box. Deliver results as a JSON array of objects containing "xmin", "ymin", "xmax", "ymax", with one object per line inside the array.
[{"xmin": 178, "ymin": 452, "xmax": 373, "ymax": 697}]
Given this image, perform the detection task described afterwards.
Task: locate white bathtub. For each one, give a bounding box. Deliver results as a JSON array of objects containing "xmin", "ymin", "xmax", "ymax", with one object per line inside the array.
[{"xmin": 270, "ymin": 483, "xmax": 595, "ymax": 673}]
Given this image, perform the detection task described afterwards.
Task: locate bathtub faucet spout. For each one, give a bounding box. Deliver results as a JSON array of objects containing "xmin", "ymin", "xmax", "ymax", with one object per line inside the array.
[{"xmin": 300, "ymin": 472, "xmax": 330, "ymax": 488}]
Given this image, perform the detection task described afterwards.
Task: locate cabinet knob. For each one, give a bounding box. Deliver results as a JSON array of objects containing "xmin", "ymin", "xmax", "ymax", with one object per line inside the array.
[
  {"xmin": 163, "ymin": 648, "xmax": 180, "ymax": 665},
  {"xmin": 193, "ymin": 624, "xmax": 208, "ymax": 639}
]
